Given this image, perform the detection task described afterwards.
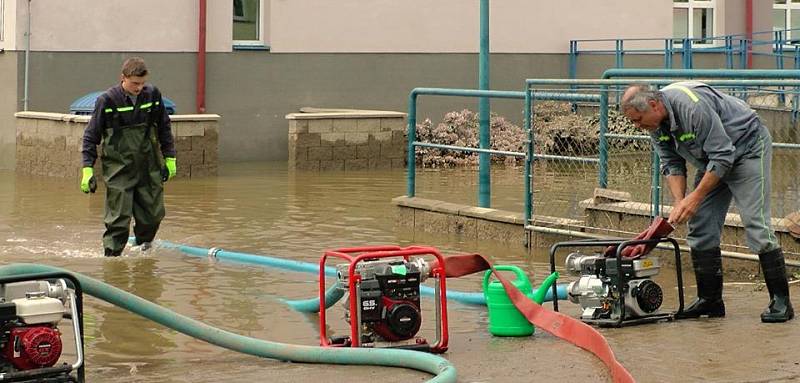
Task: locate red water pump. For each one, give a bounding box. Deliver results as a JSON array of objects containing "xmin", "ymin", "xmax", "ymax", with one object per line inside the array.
[
  {"xmin": 318, "ymin": 245, "xmax": 449, "ymax": 353},
  {"xmin": 0, "ymin": 276, "xmax": 85, "ymax": 383}
]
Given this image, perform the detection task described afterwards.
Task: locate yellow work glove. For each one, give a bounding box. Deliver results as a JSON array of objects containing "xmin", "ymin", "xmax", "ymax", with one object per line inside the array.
[
  {"xmin": 164, "ymin": 157, "xmax": 177, "ymax": 181},
  {"xmin": 80, "ymin": 167, "xmax": 96, "ymax": 193}
]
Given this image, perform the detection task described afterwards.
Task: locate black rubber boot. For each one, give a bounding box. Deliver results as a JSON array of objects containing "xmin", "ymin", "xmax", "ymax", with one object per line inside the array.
[
  {"xmin": 104, "ymin": 248, "xmax": 122, "ymax": 257},
  {"xmin": 675, "ymin": 247, "xmax": 726, "ymax": 319},
  {"xmin": 759, "ymin": 248, "xmax": 795, "ymax": 323}
]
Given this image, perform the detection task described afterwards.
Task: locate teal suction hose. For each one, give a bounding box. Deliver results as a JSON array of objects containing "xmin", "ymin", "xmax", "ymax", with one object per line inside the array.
[
  {"xmin": 0, "ymin": 264, "xmax": 456, "ymax": 382},
  {"xmin": 155, "ymin": 240, "xmax": 568, "ymax": 312}
]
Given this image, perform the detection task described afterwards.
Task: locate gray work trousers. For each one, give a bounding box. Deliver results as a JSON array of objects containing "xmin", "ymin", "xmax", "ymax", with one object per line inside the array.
[{"xmin": 687, "ymin": 128, "xmax": 779, "ymax": 254}]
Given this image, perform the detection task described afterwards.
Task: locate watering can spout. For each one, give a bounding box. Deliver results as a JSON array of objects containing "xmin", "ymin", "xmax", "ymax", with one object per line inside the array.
[{"xmin": 531, "ymin": 272, "xmax": 559, "ymax": 304}]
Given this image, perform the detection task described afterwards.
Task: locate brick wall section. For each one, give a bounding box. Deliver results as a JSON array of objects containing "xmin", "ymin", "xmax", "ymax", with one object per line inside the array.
[
  {"xmin": 14, "ymin": 112, "xmax": 219, "ymax": 178},
  {"xmin": 286, "ymin": 108, "xmax": 407, "ymax": 171}
]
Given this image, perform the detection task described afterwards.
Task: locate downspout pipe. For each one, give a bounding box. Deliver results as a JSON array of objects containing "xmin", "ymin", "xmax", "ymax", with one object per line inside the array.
[
  {"xmin": 196, "ymin": 0, "xmax": 207, "ymax": 113},
  {"xmin": 23, "ymin": 0, "xmax": 31, "ymax": 111},
  {"xmin": 746, "ymin": 0, "xmax": 753, "ymax": 69},
  {"xmin": 0, "ymin": 264, "xmax": 457, "ymax": 383}
]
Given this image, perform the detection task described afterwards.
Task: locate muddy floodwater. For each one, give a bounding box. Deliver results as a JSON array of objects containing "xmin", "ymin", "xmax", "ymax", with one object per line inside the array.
[{"xmin": 1, "ymin": 162, "xmax": 798, "ymax": 382}]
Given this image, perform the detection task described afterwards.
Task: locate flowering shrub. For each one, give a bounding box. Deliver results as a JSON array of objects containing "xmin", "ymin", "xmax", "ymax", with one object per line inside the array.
[
  {"xmin": 415, "ymin": 102, "xmax": 645, "ymax": 167},
  {"xmin": 415, "ymin": 110, "xmax": 525, "ymax": 168}
]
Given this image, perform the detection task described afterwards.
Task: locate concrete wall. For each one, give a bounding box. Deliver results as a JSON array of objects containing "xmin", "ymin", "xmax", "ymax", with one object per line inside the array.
[
  {"xmin": 286, "ymin": 109, "xmax": 407, "ymax": 171},
  {"xmin": 14, "ymin": 112, "xmax": 219, "ymax": 178},
  {"xmin": 0, "ymin": 52, "xmax": 18, "ymax": 169}
]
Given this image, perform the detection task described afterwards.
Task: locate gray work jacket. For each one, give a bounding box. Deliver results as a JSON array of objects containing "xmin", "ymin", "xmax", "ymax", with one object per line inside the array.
[{"xmin": 651, "ymin": 81, "xmax": 764, "ymax": 179}]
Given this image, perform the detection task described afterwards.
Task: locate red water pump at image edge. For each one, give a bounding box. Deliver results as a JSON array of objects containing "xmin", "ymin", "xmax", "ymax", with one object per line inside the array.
[{"xmin": 318, "ymin": 245, "xmax": 449, "ymax": 353}]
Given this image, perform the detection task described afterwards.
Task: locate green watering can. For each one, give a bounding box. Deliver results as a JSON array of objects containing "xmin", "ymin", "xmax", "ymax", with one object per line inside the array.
[{"xmin": 482, "ymin": 265, "xmax": 559, "ymax": 337}]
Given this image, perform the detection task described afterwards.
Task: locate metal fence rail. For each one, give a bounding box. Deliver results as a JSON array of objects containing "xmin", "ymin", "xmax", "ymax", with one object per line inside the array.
[
  {"xmin": 525, "ymin": 72, "xmax": 800, "ymax": 226},
  {"xmin": 406, "ymin": 88, "xmax": 600, "ymax": 228}
]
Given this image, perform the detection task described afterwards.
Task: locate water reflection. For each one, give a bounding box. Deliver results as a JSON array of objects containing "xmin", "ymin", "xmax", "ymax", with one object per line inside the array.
[
  {"xmin": 93, "ymin": 258, "xmax": 174, "ymax": 360},
  {"xmin": 0, "ymin": 159, "xmax": 798, "ymax": 382}
]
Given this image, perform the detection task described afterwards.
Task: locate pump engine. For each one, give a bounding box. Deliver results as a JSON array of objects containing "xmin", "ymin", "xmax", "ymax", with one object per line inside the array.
[
  {"xmin": 0, "ymin": 278, "xmax": 84, "ymax": 383},
  {"xmin": 336, "ymin": 257, "xmax": 428, "ymax": 343},
  {"xmin": 319, "ymin": 246, "xmax": 449, "ymax": 353},
  {"xmin": 565, "ymin": 252, "xmax": 664, "ymax": 321}
]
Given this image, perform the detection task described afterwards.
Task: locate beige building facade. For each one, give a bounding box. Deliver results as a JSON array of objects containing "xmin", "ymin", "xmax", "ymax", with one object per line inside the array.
[{"xmin": 0, "ymin": 1, "xmax": 781, "ymax": 169}]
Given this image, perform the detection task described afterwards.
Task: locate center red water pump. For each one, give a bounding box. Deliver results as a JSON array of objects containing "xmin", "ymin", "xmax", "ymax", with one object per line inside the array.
[{"xmin": 318, "ymin": 246, "xmax": 449, "ymax": 353}]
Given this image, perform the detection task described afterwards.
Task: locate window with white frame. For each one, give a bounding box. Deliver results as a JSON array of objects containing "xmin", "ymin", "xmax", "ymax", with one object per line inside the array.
[
  {"xmin": 773, "ymin": 0, "xmax": 800, "ymax": 43},
  {"xmin": 233, "ymin": 0, "xmax": 267, "ymax": 48},
  {"xmin": 673, "ymin": 0, "xmax": 716, "ymax": 45}
]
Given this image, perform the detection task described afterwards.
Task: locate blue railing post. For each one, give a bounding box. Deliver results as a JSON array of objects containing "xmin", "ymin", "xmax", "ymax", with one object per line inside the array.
[
  {"xmin": 615, "ymin": 39, "xmax": 624, "ymax": 106},
  {"xmin": 615, "ymin": 39, "xmax": 624, "ymax": 69},
  {"xmin": 775, "ymin": 30, "xmax": 785, "ymax": 70},
  {"xmin": 599, "ymin": 85, "xmax": 609, "ymax": 188},
  {"xmin": 794, "ymin": 45, "xmax": 800, "ymax": 123},
  {"xmin": 406, "ymin": 92, "xmax": 418, "ymax": 197},
  {"xmin": 682, "ymin": 38, "xmax": 693, "ymax": 69},
  {"xmin": 739, "ymin": 38, "xmax": 748, "ymax": 69},
  {"xmin": 651, "ymin": 149, "xmax": 661, "ymax": 218},
  {"xmin": 725, "ymin": 35, "xmax": 733, "ymax": 69},
  {"xmin": 776, "ymin": 31, "xmax": 787, "ymax": 105},
  {"xmin": 569, "ymin": 40, "xmax": 578, "ymax": 112},
  {"xmin": 664, "ymin": 39, "xmax": 673, "ymax": 69},
  {"xmin": 524, "ymin": 88, "xmax": 533, "ymax": 226},
  {"xmin": 478, "ymin": 0, "xmax": 491, "ymax": 208},
  {"xmin": 569, "ymin": 40, "xmax": 578, "ymax": 81}
]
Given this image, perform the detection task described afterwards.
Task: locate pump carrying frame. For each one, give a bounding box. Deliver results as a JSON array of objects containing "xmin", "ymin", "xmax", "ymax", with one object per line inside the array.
[
  {"xmin": 0, "ymin": 272, "xmax": 85, "ymax": 383},
  {"xmin": 318, "ymin": 245, "xmax": 449, "ymax": 354},
  {"xmin": 549, "ymin": 237, "xmax": 686, "ymax": 327}
]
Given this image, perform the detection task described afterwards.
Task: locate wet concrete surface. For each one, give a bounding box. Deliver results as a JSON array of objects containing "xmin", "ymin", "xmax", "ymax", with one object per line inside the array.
[{"xmin": 1, "ymin": 162, "xmax": 798, "ymax": 382}]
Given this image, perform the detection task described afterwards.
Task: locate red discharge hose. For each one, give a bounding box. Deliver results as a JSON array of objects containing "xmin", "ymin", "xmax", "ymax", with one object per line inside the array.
[{"xmin": 432, "ymin": 253, "xmax": 635, "ymax": 383}]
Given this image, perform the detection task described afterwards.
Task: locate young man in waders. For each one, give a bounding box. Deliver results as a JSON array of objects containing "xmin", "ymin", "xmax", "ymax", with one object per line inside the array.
[
  {"xmin": 80, "ymin": 57, "xmax": 176, "ymax": 257},
  {"xmin": 621, "ymin": 82, "xmax": 793, "ymax": 323}
]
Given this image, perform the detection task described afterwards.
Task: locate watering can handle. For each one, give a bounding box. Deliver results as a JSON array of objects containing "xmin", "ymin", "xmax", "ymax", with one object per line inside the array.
[{"xmin": 482, "ymin": 265, "xmax": 528, "ymax": 293}]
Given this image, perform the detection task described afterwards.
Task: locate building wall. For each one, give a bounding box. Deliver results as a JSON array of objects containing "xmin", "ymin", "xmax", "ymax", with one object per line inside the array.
[
  {"xmin": 3, "ymin": 0, "xmax": 680, "ymax": 54},
  {"xmin": 270, "ymin": 0, "xmax": 674, "ymax": 53},
  {"xmin": 0, "ymin": 52, "xmax": 18, "ymax": 169},
  {"xmin": 0, "ymin": 0, "xmax": 789, "ymax": 167},
  {"xmin": 4, "ymin": 0, "xmax": 231, "ymax": 52},
  {"xmin": 20, "ymin": 52, "xmax": 572, "ymax": 162},
  {"xmin": 18, "ymin": 48, "xmax": 789, "ymax": 165}
]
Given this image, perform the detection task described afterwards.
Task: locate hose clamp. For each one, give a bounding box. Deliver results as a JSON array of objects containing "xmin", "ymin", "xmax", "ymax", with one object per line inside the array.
[{"xmin": 208, "ymin": 247, "xmax": 222, "ymax": 259}]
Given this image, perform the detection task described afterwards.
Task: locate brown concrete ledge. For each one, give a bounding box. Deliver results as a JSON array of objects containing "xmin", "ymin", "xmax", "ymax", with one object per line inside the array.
[
  {"xmin": 393, "ymin": 194, "xmax": 800, "ymax": 275},
  {"xmin": 393, "ymin": 196, "xmax": 583, "ymax": 246}
]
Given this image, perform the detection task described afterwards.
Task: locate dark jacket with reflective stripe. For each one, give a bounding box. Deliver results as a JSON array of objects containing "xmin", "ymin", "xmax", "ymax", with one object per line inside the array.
[{"xmin": 81, "ymin": 84, "xmax": 176, "ymax": 167}]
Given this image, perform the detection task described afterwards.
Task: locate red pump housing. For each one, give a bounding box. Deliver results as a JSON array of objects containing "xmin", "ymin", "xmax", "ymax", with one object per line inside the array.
[{"xmin": 3, "ymin": 326, "xmax": 63, "ymax": 370}]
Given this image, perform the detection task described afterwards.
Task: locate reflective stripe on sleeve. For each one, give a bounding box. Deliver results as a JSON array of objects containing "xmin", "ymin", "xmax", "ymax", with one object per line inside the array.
[{"xmin": 663, "ymin": 84, "xmax": 699, "ymax": 103}]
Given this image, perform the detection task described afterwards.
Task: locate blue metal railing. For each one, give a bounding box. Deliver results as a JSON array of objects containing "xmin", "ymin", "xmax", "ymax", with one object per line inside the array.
[
  {"xmin": 526, "ymin": 71, "xmax": 800, "ymax": 221},
  {"xmin": 405, "ymin": 74, "xmax": 800, "ymax": 241},
  {"xmin": 406, "ymin": 88, "xmax": 599, "ymax": 227},
  {"xmin": 570, "ymin": 28, "xmax": 800, "ymax": 76}
]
